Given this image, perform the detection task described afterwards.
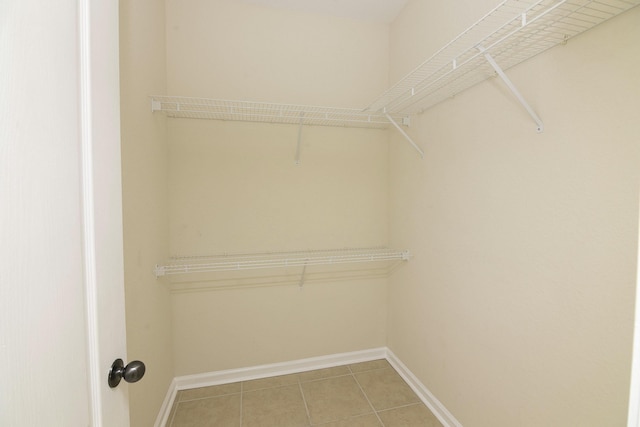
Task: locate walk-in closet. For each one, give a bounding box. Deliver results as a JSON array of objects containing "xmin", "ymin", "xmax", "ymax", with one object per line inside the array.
[{"xmin": 118, "ymin": 0, "xmax": 640, "ymax": 426}]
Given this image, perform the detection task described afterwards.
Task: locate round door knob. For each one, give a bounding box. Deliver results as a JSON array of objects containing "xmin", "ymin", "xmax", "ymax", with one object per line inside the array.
[{"xmin": 108, "ymin": 358, "xmax": 146, "ymax": 388}]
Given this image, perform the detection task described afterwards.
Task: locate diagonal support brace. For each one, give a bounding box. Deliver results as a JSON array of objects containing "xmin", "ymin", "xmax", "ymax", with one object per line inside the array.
[
  {"xmin": 298, "ymin": 262, "xmax": 307, "ymax": 288},
  {"xmin": 295, "ymin": 112, "xmax": 305, "ymax": 165},
  {"xmin": 385, "ymin": 113, "xmax": 424, "ymax": 158},
  {"xmin": 481, "ymin": 49, "xmax": 544, "ymax": 133}
]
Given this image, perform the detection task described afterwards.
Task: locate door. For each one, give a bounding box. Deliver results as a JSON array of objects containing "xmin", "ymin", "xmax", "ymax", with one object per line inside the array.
[{"xmin": 0, "ymin": 0, "xmax": 130, "ymax": 425}]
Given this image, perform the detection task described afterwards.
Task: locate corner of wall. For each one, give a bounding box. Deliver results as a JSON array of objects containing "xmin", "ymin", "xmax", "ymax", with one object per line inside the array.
[{"xmin": 120, "ymin": 0, "xmax": 174, "ymax": 425}]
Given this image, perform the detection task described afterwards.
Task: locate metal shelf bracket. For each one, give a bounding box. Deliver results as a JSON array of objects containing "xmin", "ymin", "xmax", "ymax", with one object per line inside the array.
[
  {"xmin": 479, "ymin": 47, "xmax": 544, "ymax": 133},
  {"xmin": 384, "ymin": 113, "xmax": 424, "ymax": 158},
  {"xmin": 299, "ymin": 262, "xmax": 308, "ymax": 288},
  {"xmin": 295, "ymin": 112, "xmax": 304, "ymax": 165}
]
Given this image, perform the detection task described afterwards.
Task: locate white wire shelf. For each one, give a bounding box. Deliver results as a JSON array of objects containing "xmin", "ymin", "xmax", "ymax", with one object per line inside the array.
[
  {"xmin": 366, "ymin": 0, "xmax": 640, "ymax": 116},
  {"xmin": 155, "ymin": 247, "xmax": 411, "ymax": 277},
  {"xmin": 150, "ymin": 0, "xmax": 638, "ymax": 157},
  {"xmin": 151, "ymin": 96, "xmax": 406, "ymax": 130}
]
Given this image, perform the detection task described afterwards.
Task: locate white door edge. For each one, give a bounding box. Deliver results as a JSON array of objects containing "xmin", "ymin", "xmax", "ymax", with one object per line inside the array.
[
  {"xmin": 78, "ymin": 0, "xmax": 129, "ymax": 424},
  {"xmin": 628, "ymin": 194, "xmax": 640, "ymax": 427},
  {"xmin": 78, "ymin": 0, "xmax": 102, "ymax": 423}
]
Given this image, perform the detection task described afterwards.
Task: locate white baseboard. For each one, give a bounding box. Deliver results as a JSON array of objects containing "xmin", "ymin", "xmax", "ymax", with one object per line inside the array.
[
  {"xmin": 385, "ymin": 349, "xmax": 463, "ymax": 427},
  {"xmin": 154, "ymin": 348, "xmax": 386, "ymax": 427},
  {"xmin": 155, "ymin": 347, "xmax": 462, "ymax": 427},
  {"xmin": 174, "ymin": 347, "xmax": 388, "ymax": 391},
  {"xmin": 154, "ymin": 377, "xmax": 178, "ymax": 427}
]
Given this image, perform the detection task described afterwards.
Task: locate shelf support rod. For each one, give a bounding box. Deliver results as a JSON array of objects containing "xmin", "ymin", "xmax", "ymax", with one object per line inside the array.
[
  {"xmin": 299, "ymin": 262, "xmax": 308, "ymax": 288},
  {"xmin": 384, "ymin": 113, "xmax": 424, "ymax": 158},
  {"xmin": 295, "ymin": 112, "xmax": 304, "ymax": 165},
  {"xmin": 480, "ymin": 49, "xmax": 544, "ymax": 133}
]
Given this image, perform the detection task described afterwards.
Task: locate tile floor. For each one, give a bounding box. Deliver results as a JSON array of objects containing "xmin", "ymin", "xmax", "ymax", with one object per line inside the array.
[{"xmin": 167, "ymin": 359, "xmax": 444, "ymax": 427}]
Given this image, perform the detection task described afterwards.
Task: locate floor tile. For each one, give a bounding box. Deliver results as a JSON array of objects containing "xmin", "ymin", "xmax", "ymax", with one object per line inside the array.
[
  {"xmin": 377, "ymin": 403, "xmax": 444, "ymax": 427},
  {"xmin": 348, "ymin": 359, "xmax": 391, "ymax": 373},
  {"xmin": 168, "ymin": 361, "xmax": 439, "ymax": 427},
  {"xmin": 301, "ymin": 375, "xmax": 373, "ymax": 425},
  {"xmin": 298, "ymin": 366, "xmax": 350, "ymax": 383},
  {"xmin": 243, "ymin": 373, "xmax": 299, "ymax": 392},
  {"xmin": 354, "ymin": 368, "xmax": 420, "ymax": 411},
  {"xmin": 171, "ymin": 394, "xmax": 241, "ymax": 427},
  {"xmin": 242, "ymin": 384, "xmax": 309, "ymax": 427},
  {"xmin": 179, "ymin": 383, "xmax": 241, "ymax": 402},
  {"xmin": 314, "ymin": 413, "xmax": 382, "ymax": 426}
]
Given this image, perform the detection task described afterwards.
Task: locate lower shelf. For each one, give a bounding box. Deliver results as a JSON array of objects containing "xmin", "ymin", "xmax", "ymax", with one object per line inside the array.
[{"xmin": 155, "ymin": 247, "xmax": 411, "ymax": 290}]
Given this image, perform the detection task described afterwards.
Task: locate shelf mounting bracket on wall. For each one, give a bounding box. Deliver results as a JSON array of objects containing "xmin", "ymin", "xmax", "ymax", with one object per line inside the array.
[
  {"xmin": 298, "ymin": 261, "xmax": 308, "ymax": 288},
  {"xmin": 479, "ymin": 46, "xmax": 544, "ymax": 133},
  {"xmin": 295, "ymin": 112, "xmax": 304, "ymax": 165},
  {"xmin": 384, "ymin": 113, "xmax": 424, "ymax": 158}
]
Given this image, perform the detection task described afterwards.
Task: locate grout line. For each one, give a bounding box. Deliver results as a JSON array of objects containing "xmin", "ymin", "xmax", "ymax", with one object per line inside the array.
[
  {"xmin": 178, "ymin": 390, "xmax": 242, "ymax": 403},
  {"xmin": 298, "ymin": 377, "xmax": 313, "ymax": 426},
  {"xmin": 170, "ymin": 360, "xmax": 396, "ymax": 427},
  {"xmin": 377, "ymin": 401, "xmax": 426, "ymax": 413},
  {"xmin": 349, "ymin": 367, "xmax": 390, "ymax": 376},
  {"xmin": 299, "ymin": 372, "xmax": 352, "ymax": 385},
  {"xmin": 239, "ymin": 381, "xmax": 243, "ymax": 427},
  {"xmin": 349, "ymin": 367, "xmax": 386, "ymax": 427},
  {"xmin": 311, "ymin": 414, "xmax": 379, "ymax": 427}
]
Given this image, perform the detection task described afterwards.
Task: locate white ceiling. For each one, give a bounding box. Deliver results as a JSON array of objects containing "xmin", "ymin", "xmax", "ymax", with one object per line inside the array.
[{"xmin": 238, "ymin": 0, "xmax": 409, "ymax": 24}]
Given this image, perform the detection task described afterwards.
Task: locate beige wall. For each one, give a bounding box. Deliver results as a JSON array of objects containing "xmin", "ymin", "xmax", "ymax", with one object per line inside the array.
[
  {"xmin": 120, "ymin": 0, "xmax": 174, "ymax": 425},
  {"xmin": 164, "ymin": 0, "xmax": 391, "ymax": 375},
  {"xmin": 120, "ymin": 0, "xmax": 639, "ymax": 423},
  {"xmin": 388, "ymin": 2, "xmax": 640, "ymax": 426},
  {"xmin": 164, "ymin": 0, "xmax": 389, "ymax": 106}
]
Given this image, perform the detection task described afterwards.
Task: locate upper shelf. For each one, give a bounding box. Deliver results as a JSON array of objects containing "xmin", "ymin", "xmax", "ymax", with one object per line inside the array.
[
  {"xmin": 365, "ymin": 0, "xmax": 640, "ymax": 116},
  {"xmin": 150, "ymin": 96, "xmax": 406, "ymax": 130},
  {"xmin": 150, "ymin": 0, "xmax": 638, "ymax": 158}
]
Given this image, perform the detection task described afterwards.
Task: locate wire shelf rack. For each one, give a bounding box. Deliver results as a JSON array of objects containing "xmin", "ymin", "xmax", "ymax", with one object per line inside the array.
[
  {"xmin": 155, "ymin": 247, "xmax": 411, "ymax": 277},
  {"xmin": 366, "ymin": 0, "xmax": 640, "ymax": 115},
  {"xmin": 150, "ymin": 0, "xmax": 638, "ymax": 157},
  {"xmin": 151, "ymin": 96, "xmax": 406, "ymax": 130}
]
